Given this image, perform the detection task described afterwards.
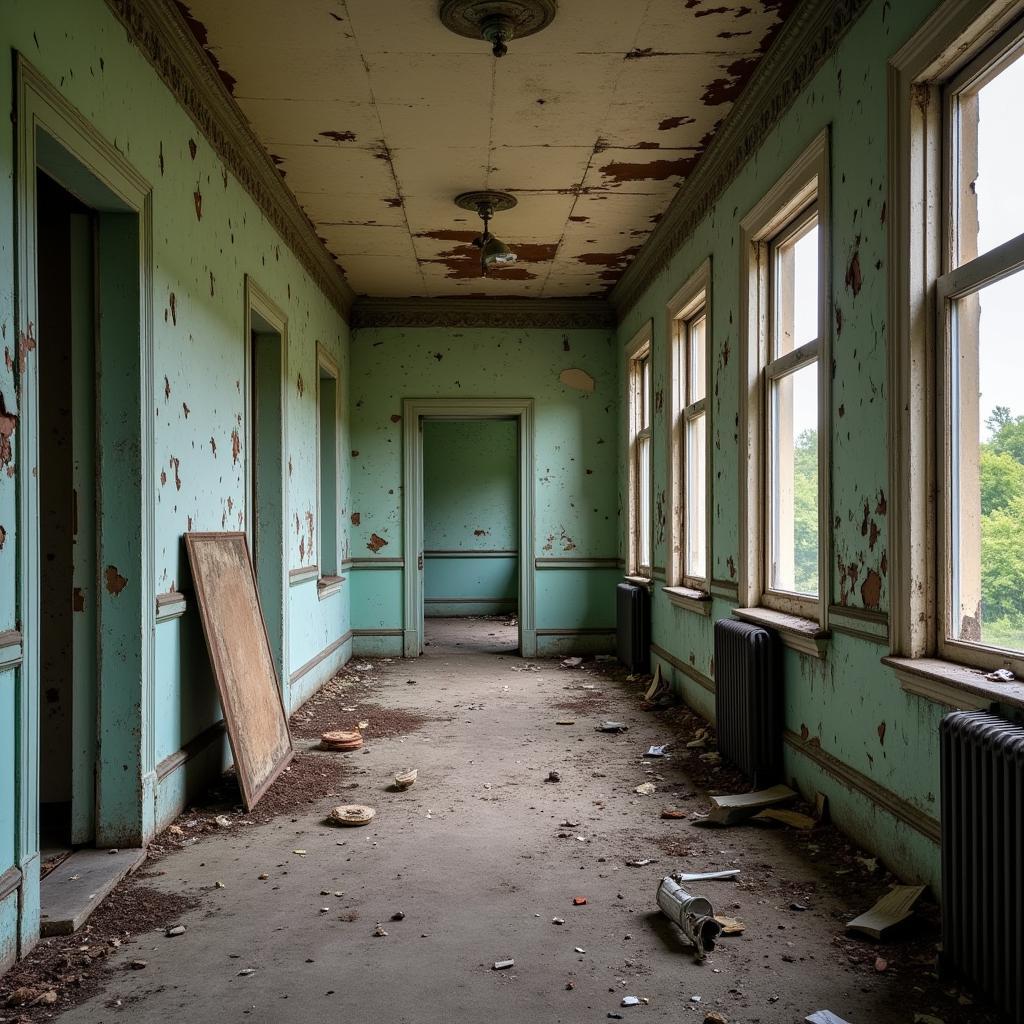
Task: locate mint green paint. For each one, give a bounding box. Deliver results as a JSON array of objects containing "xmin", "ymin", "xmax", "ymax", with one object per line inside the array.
[
  {"xmin": 68, "ymin": 213, "xmax": 97, "ymax": 846},
  {"xmin": 617, "ymin": 0, "xmax": 946, "ymax": 885},
  {"xmin": 423, "ymin": 419, "xmax": 518, "ymax": 614},
  {"xmin": 350, "ymin": 326, "xmax": 617, "ymax": 647},
  {"xmin": 0, "ymin": 0, "xmax": 352, "ymax": 964},
  {"xmin": 318, "ymin": 372, "xmax": 339, "ymax": 576}
]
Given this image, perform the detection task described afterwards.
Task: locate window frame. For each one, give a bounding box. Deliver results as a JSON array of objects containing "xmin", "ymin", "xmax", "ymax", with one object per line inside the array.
[
  {"xmin": 666, "ymin": 260, "xmax": 712, "ymax": 596},
  {"xmin": 315, "ymin": 343, "xmax": 342, "ymax": 587},
  {"xmin": 739, "ymin": 130, "xmax": 831, "ymax": 627},
  {"xmin": 888, "ymin": 0, "xmax": 1024, "ymax": 672},
  {"xmin": 626, "ymin": 323, "xmax": 654, "ymax": 579},
  {"xmin": 935, "ymin": 24, "xmax": 1024, "ymax": 671}
]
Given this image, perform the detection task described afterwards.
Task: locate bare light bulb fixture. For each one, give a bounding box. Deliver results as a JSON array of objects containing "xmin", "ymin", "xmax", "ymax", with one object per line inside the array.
[
  {"xmin": 440, "ymin": 1, "xmax": 557, "ymax": 58},
  {"xmin": 455, "ymin": 191, "xmax": 518, "ymax": 275}
]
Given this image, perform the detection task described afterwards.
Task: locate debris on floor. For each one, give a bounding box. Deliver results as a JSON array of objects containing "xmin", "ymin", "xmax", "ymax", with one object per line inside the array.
[
  {"xmin": 393, "ymin": 768, "xmax": 417, "ymax": 790},
  {"xmin": 661, "ymin": 807, "xmax": 687, "ymax": 819},
  {"xmin": 634, "ymin": 782, "xmax": 656, "ymax": 795},
  {"xmin": 561, "ymin": 656, "xmax": 583, "ymax": 668},
  {"xmin": 546, "ymin": 770, "xmax": 561, "ymax": 783},
  {"xmin": 656, "ymin": 875, "xmax": 722, "ymax": 961},
  {"xmin": 700, "ymin": 784, "xmax": 797, "ymax": 825},
  {"xmin": 713, "ymin": 915, "xmax": 746, "ymax": 936},
  {"xmin": 676, "ymin": 869, "xmax": 740, "ymax": 883},
  {"xmin": 806, "ymin": 1012, "xmax": 852, "ymax": 1024},
  {"xmin": 326, "ymin": 804, "xmax": 376, "ymax": 827},
  {"xmin": 646, "ymin": 744, "xmax": 669, "ymax": 757},
  {"xmin": 596, "ymin": 720, "xmax": 628, "ymax": 732},
  {"xmin": 846, "ymin": 884, "xmax": 927, "ymax": 939},
  {"xmin": 492, "ymin": 959, "xmax": 515, "ymax": 970},
  {"xmin": 754, "ymin": 806, "xmax": 818, "ymax": 830},
  {"xmin": 321, "ymin": 729, "xmax": 364, "ymax": 752}
]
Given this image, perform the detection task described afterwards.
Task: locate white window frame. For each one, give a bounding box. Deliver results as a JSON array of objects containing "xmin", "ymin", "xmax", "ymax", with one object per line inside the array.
[
  {"xmin": 666, "ymin": 260, "xmax": 712, "ymax": 602},
  {"xmin": 315, "ymin": 344, "xmax": 341, "ymax": 589},
  {"xmin": 626, "ymin": 323, "xmax": 653, "ymax": 579},
  {"xmin": 888, "ymin": 0, "xmax": 1024, "ymax": 672},
  {"xmin": 739, "ymin": 130, "xmax": 831, "ymax": 627}
]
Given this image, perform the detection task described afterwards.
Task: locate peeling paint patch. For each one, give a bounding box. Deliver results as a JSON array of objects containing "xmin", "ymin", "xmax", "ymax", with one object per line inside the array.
[
  {"xmin": 170, "ymin": 456, "xmax": 181, "ymax": 491},
  {"xmin": 318, "ymin": 130, "xmax": 357, "ymax": 143},
  {"xmin": 845, "ymin": 249, "xmax": 862, "ymax": 296},
  {"xmin": 19, "ymin": 323, "xmax": 36, "ymax": 374},
  {"xmin": 658, "ymin": 115, "xmax": 696, "ymax": 131},
  {"xmin": 297, "ymin": 373, "xmax": 305, "ymax": 398},
  {"xmin": 231, "ymin": 429, "xmax": 241, "ymax": 464},
  {"xmin": 182, "ymin": 402, "xmax": 190, "ymax": 418},
  {"xmin": 0, "ymin": 525, "xmax": 6, "ymax": 550},
  {"xmin": 351, "ymin": 512, "xmax": 361, "ymax": 526},
  {"xmin": 0, "ymin": 397, "xmax": 17, "ymax": 474},
  {"xmin": 390, "ymin": 414, "xmax": 402, "ymax": 423},
  {"xmin": 188, "ymin": 138, "xmax": 197, "ymax": 160},
  {"xmin": 560, "ymin": 368, "xmax": 595, "ymax": 393},
  {"xmin": 861, "ymin": 569, "xmax": 882, "ymax": 610},
  {"xmin": 73, "ymin": 587, "xmax": 85, "ymax": 612},
  {"xmin": 367, "ymin": 532, "xmax": 388, "ymax": 553},
  {"xmin": 104, "ymin": 565, "xmax": 127, "ymax": 596},
  {"xmin": 877, "ymin": 721, "xmax": 886, "ymax": 745},
  {"xmin": 169, "ymin": 292, "xmax": 177, "ymax": 325},
  {"xmin": 193, "ymin": 188, "xmax": 203, "ymax": 221},
  {"xmin": 599, "ymin": 156, "xmax": 698, "ymax": 183}
]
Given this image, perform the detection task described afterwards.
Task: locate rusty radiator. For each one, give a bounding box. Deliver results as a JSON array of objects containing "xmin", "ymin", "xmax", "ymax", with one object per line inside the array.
[
  {"xmin": 616, "ymin": 582, "xmax": 650, "ymax": 673},
  {"xmin": 713, "ymin": 619, "xmax": 781, "ymax": 788},
  {"xmin": 940, "ymin": 709, "xmax": 1024, "ymax": 1020}
]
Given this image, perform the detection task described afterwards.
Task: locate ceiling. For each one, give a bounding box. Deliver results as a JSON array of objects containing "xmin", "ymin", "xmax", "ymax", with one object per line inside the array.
[{"xmin": 178, "ymin": 0, "xmax": 794, "ymax": 299}]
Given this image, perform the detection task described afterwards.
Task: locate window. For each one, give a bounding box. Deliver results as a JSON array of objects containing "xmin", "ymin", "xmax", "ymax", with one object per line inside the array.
[
  {"xmin": 667, "ymin": 262, "xmax": 711, "ymax": 594},
  {"xmin": 739, "ymin": 131, "xmax": 829, "ymax": 624},
  {"xmin": 937, "ymin": 28, "xmax": 1024, "ymax": 667},
  {"xmin": 316, "ymin": 347, "xmax": 340, "ymax": 581},
  {"xmin": 627, "ymin": 325, "xmax": 653, "ymax": 577}
]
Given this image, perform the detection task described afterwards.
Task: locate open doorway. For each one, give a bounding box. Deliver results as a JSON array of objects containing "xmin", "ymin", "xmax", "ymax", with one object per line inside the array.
[
  {"xmin": 422, "ymin": 419, "xmax": 519, "ymax": 655},
  {"xmin": 402, "ymin": 398, "xmax": 536, "ymax": 658},
  {"xmin": 37, "ymin": 171, "xmax": 97, "ymax": 870},
  {"xmin": 245, "ymin": 280, "xmax": 288, "ymax": 696}
]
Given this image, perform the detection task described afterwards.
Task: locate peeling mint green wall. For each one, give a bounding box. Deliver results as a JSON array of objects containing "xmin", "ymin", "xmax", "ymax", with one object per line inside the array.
[
  {"xmin": 617, "ymin": 0, "xmax": 944, "ymax": 890},
  {"xmin": 349, "ymin": 327, "xmax": 618, "ymax": 654},
  {"xmin": 0, "ymin": 0, "xmax": 352, "ymax": 960},
  {"xmin": 423, "ymin": 419, "xmax": 517, "ymax": 616}
]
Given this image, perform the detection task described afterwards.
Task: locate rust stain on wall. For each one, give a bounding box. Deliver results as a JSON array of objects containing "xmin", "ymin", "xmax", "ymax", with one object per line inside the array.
[
  {"xmin": 367, "ymin": 532, "xmax": 388, "ymax": 553},
  {"xmin": 861, "ymin": 569, "xmax": 882, "ymax": 610},
  {"xmin": 104, "ymin": 565, "xmax": 128, "ymax": 596}
]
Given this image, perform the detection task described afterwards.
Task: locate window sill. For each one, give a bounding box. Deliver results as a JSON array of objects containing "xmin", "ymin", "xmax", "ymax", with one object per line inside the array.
[
  {"xmin": 883, "ymin": 656, "xmax": 1024, "ymax": 712},
  {"xmin": 733, "ymin": 606, "xmax": 830, "ymax": 659},
  {"xmin": 624, "ymin": 574, "xmax": 654, "ymax": 589},
  {"xmin": 317, "ymin": 575, "xmax": 345, "ymax": 601},
  {"xmin": 663, "ymin": 585, "xmax": 712, "ymax": 616}
]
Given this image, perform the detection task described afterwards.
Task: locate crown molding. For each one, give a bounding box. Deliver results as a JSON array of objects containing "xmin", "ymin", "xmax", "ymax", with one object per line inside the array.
[
  {"xmin": 104, "ymin": 0, "xmax": 355, "ymax": 321},
  {"xmin": 351, "ymin": 296, "xmax": 615, "ymax": 330},
  {"xmin": 610, "ymin": 0, "xmax": 871, "ymax": 319}
]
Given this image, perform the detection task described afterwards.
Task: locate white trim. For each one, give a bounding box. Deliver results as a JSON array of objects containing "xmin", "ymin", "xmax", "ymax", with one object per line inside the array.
[
  {"xmin": 887, "ymin": 0, "xmax": 1024, "ymax": 658},
  {"xmin": 738, "ymin": 129, "xmax": 831, "ymax": 628},
  {"xmin": 625, "ymin": 322, "xmax": 653, "ymax": 579},
  {"xmin": 665, "ymin": 259, "xmax": 712, "ymax": 591},
  {"xmin": 315, "ymin": 342, "xmax": 341, "ymax": 578},
  {"xmin": 402, "ymin": 399, "xmax": 536, "ymax": 658},
  {"xmin": 243, "ymin": 277, "xmax": 290, "ymax": 690}
]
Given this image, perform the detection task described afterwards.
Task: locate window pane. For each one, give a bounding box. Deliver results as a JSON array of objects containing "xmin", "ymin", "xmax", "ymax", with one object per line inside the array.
[
  {"xmin": 638, "ymin": 435, "xmax": 651, "ymax": 569},
  {"xmin": 774, "ymin": 219, "xmax": 818, "ymax": 358},
  {"xmin": 641, "ymin": 358, "xmax": 651, "ymax": 429},
  {"xmin": 957, "ymin": 47, "xmax": 1024, "ymax": 266},
  {"xmin": 951, "ymin": 267, "xmax": 1024, "ymax": 652},
  {"xmin": 686, "ymin": 413, "xmax": 706, "ymax": 580},
  {"xmin": 770, "ymin": 359, "xmax": 818, "ymax": 595},
  {"xmin": 688, "ymin": 314, "xmax": 706, "ymax": 403}
]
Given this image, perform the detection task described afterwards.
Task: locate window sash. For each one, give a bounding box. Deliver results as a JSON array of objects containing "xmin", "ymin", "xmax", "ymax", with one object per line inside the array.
[
  {"xmin": 763, "ymin": 207, "xmax": 822, "ymax": 611},
  {"xmin": 628, "ymin": 337, "xmax": 653, "ymax": 578}
]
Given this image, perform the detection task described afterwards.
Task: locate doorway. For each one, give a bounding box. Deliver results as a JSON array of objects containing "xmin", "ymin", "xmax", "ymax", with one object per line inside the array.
[
  {"xmin": 245, "ymin": 280, "xmax": 288, "ymax": 697},
  {"xmin": 402, "ymin": 399, "xmax": 536, "ymax": 658},
  {"xmin": 422, "ymin": 419, "xmax": 519, "ymax": 655},
  {"xmin": 37, "ymin": 171, "xmax": 97, "ymax": 866}
]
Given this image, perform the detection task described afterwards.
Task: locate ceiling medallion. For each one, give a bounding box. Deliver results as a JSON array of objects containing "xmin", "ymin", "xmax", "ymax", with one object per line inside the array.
[
  {"xmin": 439, "ymin": 0, "xmax": 558, "ymax": 57},
  {"xmin": 454, "ymin": 191, "xmax": 519, "ymax": 275}
]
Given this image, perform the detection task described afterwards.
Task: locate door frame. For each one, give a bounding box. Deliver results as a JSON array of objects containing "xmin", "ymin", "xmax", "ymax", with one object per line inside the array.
[
  {"xmin": 402, "ymin": 398, "xmax": 535, "ymax": 658},
  {"xmin": 14, "ymin": 56, "xmax": 155, "ymax": 952},
  {"xmin": 243, "ymin": 277, "xmax": 289, "ymax": 696}
]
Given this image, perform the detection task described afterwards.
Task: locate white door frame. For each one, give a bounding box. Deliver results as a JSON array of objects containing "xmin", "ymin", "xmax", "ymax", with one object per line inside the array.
[{"xmin": 402, "ymin": 398, "xmax": 535, "ymax": 658}]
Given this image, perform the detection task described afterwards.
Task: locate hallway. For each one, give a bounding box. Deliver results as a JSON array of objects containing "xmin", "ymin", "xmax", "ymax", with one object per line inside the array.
[{"xmin": 1, "ymin": 631, "xmax": 996, "ymax": 1022}]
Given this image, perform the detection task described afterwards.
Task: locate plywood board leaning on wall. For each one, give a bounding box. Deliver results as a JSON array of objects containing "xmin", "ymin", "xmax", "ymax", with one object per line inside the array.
[{"xmin": 185, "ymin": 532, "xmax": 294, "ymax": 808}]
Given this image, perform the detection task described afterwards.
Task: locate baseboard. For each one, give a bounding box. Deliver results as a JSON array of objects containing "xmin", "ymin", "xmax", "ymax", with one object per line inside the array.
[
  {"xmin": 288, "ymin": 631, "xmax": 352, "ymax": 709},
  {"xmin": 535, "ymin": 629, "xmax": 615, "ymax": 656},
  {"xmin": 154, "ymin": 722, "xmax": 232, "ymax": 833}
]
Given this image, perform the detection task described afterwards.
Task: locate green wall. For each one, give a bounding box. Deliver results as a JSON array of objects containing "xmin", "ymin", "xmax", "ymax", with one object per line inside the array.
[
  {"xmin": 616, "ymin": 0, "xmax": 945, "ymax": 889},
  {"xmin": 423, "ymin": 419, "xmax": 518, "ymax": 617},
  {"xmin": 0, "ymin": 0, "xmax": 352, "ymax": 966},
  {"xmin": 349, "ymin": 326, "xmax": 619, "ymax": 654}
]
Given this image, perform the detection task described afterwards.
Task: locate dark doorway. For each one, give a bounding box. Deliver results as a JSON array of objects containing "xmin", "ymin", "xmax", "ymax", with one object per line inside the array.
[{"xmin": 37, "ymin": 171, "xmax": 98, "ymax": 866}]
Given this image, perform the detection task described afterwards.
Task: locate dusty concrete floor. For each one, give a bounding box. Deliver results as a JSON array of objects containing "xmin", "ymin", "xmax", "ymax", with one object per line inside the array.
[{"xmin": 31, "ymin": 619, "xmax": 996, "ymax": 1024}]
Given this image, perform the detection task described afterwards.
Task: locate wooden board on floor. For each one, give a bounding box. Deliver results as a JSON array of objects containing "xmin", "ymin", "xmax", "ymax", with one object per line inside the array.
[
  {"xmin": 185, "ymin": 532, "xmax": 293, "ymax": 809},
  {"xmin": 40, "ymin": 848, "xmax": 146, "ymax": 936}
]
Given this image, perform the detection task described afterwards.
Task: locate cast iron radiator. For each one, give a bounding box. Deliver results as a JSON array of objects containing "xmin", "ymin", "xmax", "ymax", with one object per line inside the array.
[
  {"xmin": 713, "ymin": 618, "xmax": 781, "ymax": 788},
  {"xmin": 940, "ymin": 709, "xmax": 1024, "ymax": 1020},
  {"xmin": 616, "ymin": 582, "xmax": 650, "ymax": 673}
]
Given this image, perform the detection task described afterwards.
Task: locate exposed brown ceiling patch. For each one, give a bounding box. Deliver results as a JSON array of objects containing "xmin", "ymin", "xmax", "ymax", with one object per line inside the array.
[
  {"xmin": 174, "ymin": 2, "xmax": 237, "ymax": 93},
  {"xmin": 701, "ymin": 57, "xmax": 760, "ymax": 105},
  {"xmin": 598, "ymin": 155, "xmax": 700, "ymax": 184},
  {"xmin": 318, "ymin": 130, "xmax": 357, "ymax": 143},
  {"xmin": 658, "ymin": 115, "xmax": 696, "ymax": 131}
]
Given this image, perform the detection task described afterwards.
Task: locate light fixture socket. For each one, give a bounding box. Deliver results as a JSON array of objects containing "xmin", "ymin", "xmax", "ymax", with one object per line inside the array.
[
  {"xmin": 454, "ymin": 190, "xmax": 519, "ymax": 275},
  {"xmin": 439, "ymin": 1, "xmax": 557, "ymax": 58}
]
